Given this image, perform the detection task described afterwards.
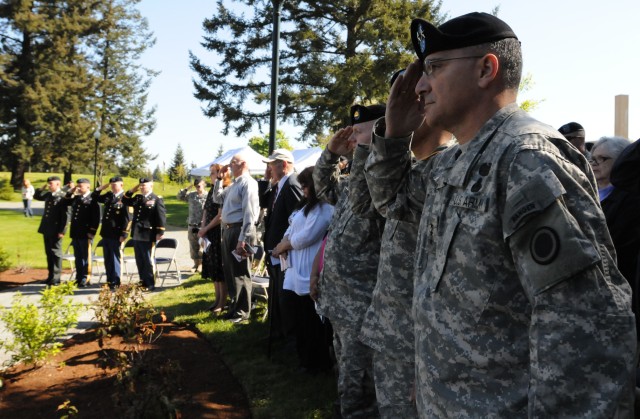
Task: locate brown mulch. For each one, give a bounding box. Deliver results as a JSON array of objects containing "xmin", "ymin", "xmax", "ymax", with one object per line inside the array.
[{"xmin": 0, "ymin": 269, "xmax": 251, "ymax": 419}]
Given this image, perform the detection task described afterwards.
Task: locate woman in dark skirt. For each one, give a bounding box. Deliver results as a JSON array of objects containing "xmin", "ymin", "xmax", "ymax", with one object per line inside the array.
[{"xmin": 199, "ymin": 163, "xmax": 231, "ymax": 314}]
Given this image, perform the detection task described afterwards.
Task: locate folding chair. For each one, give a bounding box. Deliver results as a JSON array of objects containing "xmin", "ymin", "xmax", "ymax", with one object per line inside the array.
[
  {"xmin": 91, "ymin": 239, "xmax": 105, "ymax": 283},
  {"xmin": 250, "ymin": 246, "xmax": 269, "ymax": 321},
  {"xmin": 61, "ymin": 242, "xmax": 76, "ymax": 282},
  {"xmin": 154, "ymin": 238, "xmax": 181, "ymax": 286},
  {"xmin": 121, "ymin": 239, "xmax": 138, "ymax": 282}
]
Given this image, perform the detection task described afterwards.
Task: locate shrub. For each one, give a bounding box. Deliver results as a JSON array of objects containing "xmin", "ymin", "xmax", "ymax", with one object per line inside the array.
[
  {"xmin": 0, "ymin": 282, "xmax": 82, "ymax": 367},
  {"xmin": 93, "ymin": 284, "xmax": 156, "ymax": 340},
  {"xmin": 0, "ymin": 179, "xmax": 13, "ymax": 200},
  {"xmin": 0, "ymin": 246, "xmax": 10, "ymax": 272}
]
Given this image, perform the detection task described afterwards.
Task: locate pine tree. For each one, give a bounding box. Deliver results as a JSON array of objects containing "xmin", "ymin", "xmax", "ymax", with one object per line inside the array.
[
  {"xmin": 168, "ymin": 144, "xmax": 188, "ymax": 184},
  {"xmin": 215, "ymin": 144, "xmax": 225, "ymax": 158},
  {"xmin": 190, "ymin": 0, "xmax": 443, "ymax": 141}
]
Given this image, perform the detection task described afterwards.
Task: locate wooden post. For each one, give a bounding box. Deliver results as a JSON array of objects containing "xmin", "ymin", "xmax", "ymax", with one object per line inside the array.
[{"xmin": 614, "ymin": 95, "xmax": 629, "ymax": 138}]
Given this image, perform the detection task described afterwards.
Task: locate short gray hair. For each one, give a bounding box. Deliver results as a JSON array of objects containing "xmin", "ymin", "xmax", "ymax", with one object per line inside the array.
[
  {"xmin": 468, "ymin": 38, "xmax": 522, "ymax": 90},
  {"xmin": 591, "ymin": 136, "xmax": 632, "ymax": 160}
]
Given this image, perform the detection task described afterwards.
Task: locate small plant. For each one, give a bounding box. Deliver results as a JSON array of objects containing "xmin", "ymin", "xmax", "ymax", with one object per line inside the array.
[
  {"xmin": 56, "ymin": 399, "xmax": 78, "ymax": 418},
  {"xmin": 0, "ymin": 179, "xmax": 14, "ymax": 200},
  {"xmin": 0, "ymin": 282, "xmax": 82, "ymax": 367},
  {"xmin": 112, "ymin": 347, "xmax": 183, "ymax": 419},
  {"xmin": 93, "ymin": 284, "xmax": 157, "ymax": 340},
  {"xmin": 0, "ymin": 245, "xmax": 10, "ymax": 272}
]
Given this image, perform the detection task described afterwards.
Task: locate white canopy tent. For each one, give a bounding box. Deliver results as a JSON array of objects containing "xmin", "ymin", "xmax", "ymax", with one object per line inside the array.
[
  {"xmin": 292, "ymin": 148, "xmax": 322, "ymax": 172},
  {"xmin": 190, "ymin": 146, "xmax": 267, "ymax": 177}
]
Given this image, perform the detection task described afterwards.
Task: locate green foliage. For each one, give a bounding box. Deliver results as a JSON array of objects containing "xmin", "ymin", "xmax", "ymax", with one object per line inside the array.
[
  {"xmin": 93, "ymin": 284, "xmax": 156, "ymax": 340},
  {"xmin": 0, "ymin": 245, "xmax": 11, "ymax": 272},
  {"xmin": 190, "ymin": 0, "xmax": 444, "ymax": 141},
  {"xmin": 168, "ymin": 144, "xmax": 188, "ymax": 184},
  {"xmin": 0, "ymin": 179, "xmax": 14, "ymax": 200},
  {"xmin": 216, "ymin": 144, "xmax": 225, "ymax": 158},
  {"xmin": 0, "ymin": 0, "xmax": 156, "ymax": 187},
  {"xmin": 57, "ymin": 400, "xmax": 79, "ymax": 418},
  {"xmin": 518, "ymin": 73, "xmax": 544, "ymax": 113},
  {"xmin": 0, "ymin": 282, "xmax": 82, "ymax": 367},
  {"xmin": 247, "ymin": 130, "xmax": 293, "ymax": 157}
]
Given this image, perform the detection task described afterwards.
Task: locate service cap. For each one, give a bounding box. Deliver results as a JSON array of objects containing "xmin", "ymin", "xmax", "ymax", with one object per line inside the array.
[
  {"xmin": 47, "ymin": 176, "xmax": 61, "ymax": 182},
  {"xmin": 76, "ymin": 178, "xmax": 90, "ymax": 184},
  {"xmin": 411, "ymin": 12, "xmax": 518, "ymax": 60},
  {"xmin": 139, "ymin": 177, "xmax": 152, "ymax": 184},
  {"xmin": 350, "ymin": 104, "xmax": 386, "ymax": 126}
]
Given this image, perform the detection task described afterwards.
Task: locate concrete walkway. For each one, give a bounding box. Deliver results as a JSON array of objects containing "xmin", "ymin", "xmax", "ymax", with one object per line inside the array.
[{"xmin": 0, "ymin": 200, "xmax": 198, "ymax": 367}]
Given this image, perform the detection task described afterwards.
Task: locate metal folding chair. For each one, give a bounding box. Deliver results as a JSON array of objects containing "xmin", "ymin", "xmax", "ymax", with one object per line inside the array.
[{"xmin": 154, "ymin": 238, "xmax": 181, "ymax": 286}]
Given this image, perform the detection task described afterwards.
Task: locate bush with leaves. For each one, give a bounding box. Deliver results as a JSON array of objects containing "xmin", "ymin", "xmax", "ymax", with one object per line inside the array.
[
  {"xmin": 0, "ymin": 246, "xmax": 11, "ymax": 272},
  {"xmin": 0, "ymin": 179, "xmax": 14, "ymax": 200},
  {"xmin": 93, "ymin": 284, "xmax": 156, "ymax": 340},
  {"xmin": 0, "ymin": 282, "xmax": 81, "ymax": 367}
]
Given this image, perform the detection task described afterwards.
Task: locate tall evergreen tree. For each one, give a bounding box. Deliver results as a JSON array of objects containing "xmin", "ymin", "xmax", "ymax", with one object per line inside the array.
[
  {"xmin": 190, "ymin": 0, "xmax": 443, "ymax": 141},
  {"xmin": 168, "ymin": 144, "xmax": 187, "ymax": 184}
]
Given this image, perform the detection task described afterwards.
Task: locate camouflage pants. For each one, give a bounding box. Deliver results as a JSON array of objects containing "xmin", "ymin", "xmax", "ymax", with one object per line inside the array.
[
  {"xmin": 332, "ymin": 318, "xmax": 379, "ymax": 419},
  {"xmin": 187, "ymin": 228, "xmax": 202, "ymax": 263},
  {"xmin": 372, "ymin": 351, "xmax": 417, "ymax": 419}
]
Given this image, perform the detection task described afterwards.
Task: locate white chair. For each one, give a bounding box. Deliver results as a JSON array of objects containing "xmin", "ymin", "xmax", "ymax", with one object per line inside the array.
[
  {"xmin": 91, "ymin": 239, "xmax": 105, "ymax": 283},
  {"xmin": 154, "ymin": 238, "xmax": 181, "ymax": 286},
  {"xmin": 250, "ymin": 246, "xmax": 269, "ymax": 320},
  {"xmin": 61, "ymin": 242, "xmax": 76, "ymax": 282},
  {"xmin": 121, "ymin": 239, "xmax": 138, "ymax": 282}
]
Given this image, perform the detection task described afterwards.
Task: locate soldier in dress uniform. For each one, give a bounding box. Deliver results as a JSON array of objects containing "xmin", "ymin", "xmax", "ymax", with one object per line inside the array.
[
  {"xmin": 177, "ymin": 177, "xmax": 207, "ymax": 272},
  {"xmin": 122, "ymin": 178, "xmax": 166, "ymax": 291},
  {"xmin": 63, "ymin": 178, "xmax": 100, "ymax": 287},
  {"xmin": 92, "ymin": 176, "xmax": 130, "ymax": 290},
  {"xmin": 34, "ymin": 176, "xmax": 70, "ymax": 285}
]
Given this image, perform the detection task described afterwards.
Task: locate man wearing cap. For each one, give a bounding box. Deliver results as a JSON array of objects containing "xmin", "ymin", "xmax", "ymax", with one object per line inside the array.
[
  {"xmin": 365, "ymin": 12, "xmax": 636, "ymax": 417},
  {"xmin": 34, "ymin": 176, "xmax": 71, "ymax": 286},
  {"xmin": 123, "ymin": 178, "xmax": 166, "ymax": 292},
  {"xmin": 93, "ymin": 176, "xmax": 130, "ymax": 290},
  {"xmin": 262, "ymin": 148, "xmax": 303, "ymax": 337},
  {"xmin": 313, "ymin": 104, "xmax": 386, "ymax": 418},
  {"xmin": 346, "ymin": 82, "xmax": 454, "ymax": 417},
  {"xmin": 177, "ymin": 178, "xmax": 208, "ymax": 272},
  {"xmin": 212, "ymin": 153, "xmax": 260, "ymax": 323},
  {"xmin": 62, "ymin": 178, "xmax": 100, "ymax": 287},
  {"xmin": 558, "ymin": 121, "xmax": 587, "ymax": 155}
]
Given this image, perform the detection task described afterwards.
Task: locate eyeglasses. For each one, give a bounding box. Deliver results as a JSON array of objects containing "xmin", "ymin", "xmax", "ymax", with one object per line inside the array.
[
  {"xmin": 588, "ymin": 156, "xmax": 612, "ymax": 165},
  {"xmin": 422, "ymin": 56, "xmax": 485, "ymax": 76}
]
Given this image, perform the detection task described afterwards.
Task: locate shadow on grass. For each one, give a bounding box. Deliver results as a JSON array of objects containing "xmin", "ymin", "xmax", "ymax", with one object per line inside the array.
[{"xmin": 151, "ymin": 275, "xmax": 337, "ymax": 418}]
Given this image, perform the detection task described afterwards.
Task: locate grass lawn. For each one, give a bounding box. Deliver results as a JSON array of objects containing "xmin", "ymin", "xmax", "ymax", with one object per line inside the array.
[
  {"xmin": 0, "ymin": 210, "xmax": 72, "ymax": 269},
  {"xmin": 151, "ymin": 276, "xmax": 337, "ymax": 419}
]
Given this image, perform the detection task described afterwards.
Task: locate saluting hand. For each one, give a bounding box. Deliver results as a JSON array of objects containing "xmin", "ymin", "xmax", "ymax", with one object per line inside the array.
[
  {"xmin": 327, "ymin": 126, "xmax": 355, "ymax": 156},
  {"xmin": 385, "ymin": 59, "xmax": 425, "ymax": 138}
]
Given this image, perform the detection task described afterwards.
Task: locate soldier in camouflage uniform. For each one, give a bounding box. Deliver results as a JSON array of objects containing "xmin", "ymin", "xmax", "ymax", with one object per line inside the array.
[
  {"xmin": 177, "ymin": 178, "xmax": 208, "ymax": 271},
  {"xmin": 313, "ymin": 104, "xmax": 385, "ymax": 419},
  {"xmin": 348, "ymin": 111, "xmax": 453, "ymax": 418},
  {"xmin": 365, "ymin": 12, "xmax": 636, "ymax": 418}
]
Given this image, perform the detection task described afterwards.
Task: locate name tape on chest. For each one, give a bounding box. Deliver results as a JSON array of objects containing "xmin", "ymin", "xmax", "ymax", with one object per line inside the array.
[{"xmin": 450, "ymin": 193, "xmax": 489, "ymax": 212}]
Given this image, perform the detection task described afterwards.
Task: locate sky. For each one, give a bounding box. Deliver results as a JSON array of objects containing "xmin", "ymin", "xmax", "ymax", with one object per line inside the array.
[{"xmin": 137, "ymin": 0, "xmax": 640, "ymax": 169}]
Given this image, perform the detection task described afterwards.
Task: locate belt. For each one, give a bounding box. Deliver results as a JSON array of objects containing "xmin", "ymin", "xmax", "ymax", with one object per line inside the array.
[
  {"xmin": 188, "ymin": 224, "xmax": 200, "ymax": 227},
  {"xmin": 224, "ymin": 223, "xmax": 242, "ymax": 229}
]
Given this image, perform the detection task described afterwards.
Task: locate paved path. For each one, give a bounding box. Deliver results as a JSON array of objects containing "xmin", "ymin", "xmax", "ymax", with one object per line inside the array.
[{"xmin": 0, "ymin": 200, "xmax": 197, "ymax": 367}]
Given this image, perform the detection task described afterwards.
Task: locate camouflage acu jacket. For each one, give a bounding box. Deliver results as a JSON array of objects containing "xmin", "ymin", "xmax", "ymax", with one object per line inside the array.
[
  {"xmin": 365, "ymin": 103, "xmax": 636, "ymax": 418},
  {"xmin": 313, "ymin": 147, "xmax": 385, "ymax": 326}
]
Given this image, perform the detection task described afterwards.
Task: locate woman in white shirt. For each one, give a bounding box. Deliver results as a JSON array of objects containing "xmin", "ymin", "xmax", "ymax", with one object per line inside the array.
[
  {"xmin": 273, "ymin": 166, "xmax": 334, "ymax": 373},
  {"xmin": 21, "ymin": 179, "xmax": 35, "ymax": 218}
]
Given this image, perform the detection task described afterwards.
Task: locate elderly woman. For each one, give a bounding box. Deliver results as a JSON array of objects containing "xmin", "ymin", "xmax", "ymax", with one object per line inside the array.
[
  {"xmin": 590, "ymin": 136, "xmax": 640, "ymax": 329},
  {"xmin": 272, "ymin": 166, "xmax": 333, "ymax": 373}
]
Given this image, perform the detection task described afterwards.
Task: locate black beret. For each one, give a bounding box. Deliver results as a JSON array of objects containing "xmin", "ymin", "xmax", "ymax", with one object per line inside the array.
[
  {"xmin": 411, "ymin": 12, "xmax": 518, "ymax": 60},
  {"xmin": 76, "ymin": 178, "xmax": 90, "ymax": 184},
  {"xmin": 350, "ymin": 104, "xmax": 386, "ymax": 126},
  {"xmin": 139, "ymin": 177, "xmax": 152, "ymax": 184},
  {"xmin": 193, "ymin": 177, "xmax": 204, "ymax": 186},
  {"xmin": 558, "ymin": 122, "xmax": 585, "ymax": 138},
  {"xmin": 390, "ymin": 69, "xmax": 406, "ymax": 87},
  {"xmin": 109, "ymin": 176, "xmax": 123, "ymax": 183},
  {"xmin": 47, "ymin": 176, "xmax": 61, "ymax": 182}
]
